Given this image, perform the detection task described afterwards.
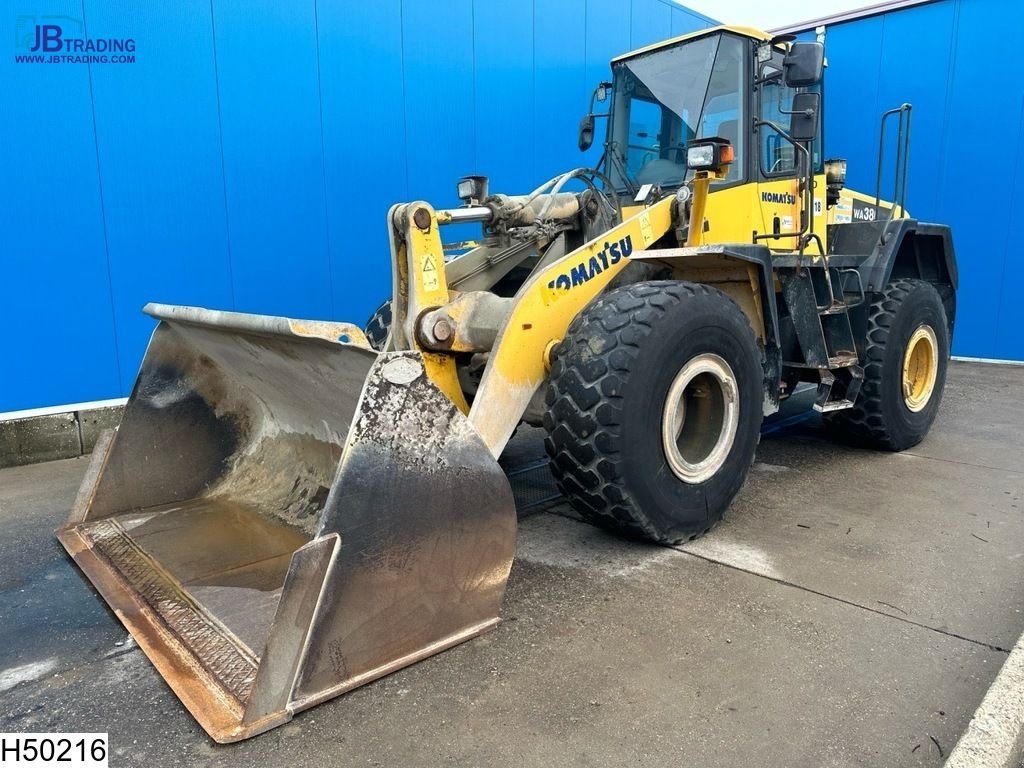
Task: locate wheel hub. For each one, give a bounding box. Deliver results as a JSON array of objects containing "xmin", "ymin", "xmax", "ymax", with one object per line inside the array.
[
  {"xmin": 902, "ymin": 324, "xmax": 938, "ymax": 412},
  {"xmin": 661, "ymin": 353, "xmax": 740, "ymax": 484}
]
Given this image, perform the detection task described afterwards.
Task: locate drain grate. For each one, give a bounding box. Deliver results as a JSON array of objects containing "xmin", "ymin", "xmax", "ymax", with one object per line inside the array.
[{"xmin": 507, "ymin": 459, "xmax": 562, "ymax": 514}]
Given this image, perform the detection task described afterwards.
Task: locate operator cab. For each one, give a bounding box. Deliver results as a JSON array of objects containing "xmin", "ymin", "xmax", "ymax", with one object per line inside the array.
[{"xmin": 580, "ymin": 25, "xmax": 826, "ymax": 250}]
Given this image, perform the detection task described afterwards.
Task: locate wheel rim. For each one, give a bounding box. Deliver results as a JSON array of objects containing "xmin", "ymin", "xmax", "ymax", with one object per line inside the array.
[
  {"xmin": 902, "ymin": 324, "xmax": 939, "ymax": 412},
  {"xmin": 661, "ymin": 353, "xmax": 740, "ymax": 484}
]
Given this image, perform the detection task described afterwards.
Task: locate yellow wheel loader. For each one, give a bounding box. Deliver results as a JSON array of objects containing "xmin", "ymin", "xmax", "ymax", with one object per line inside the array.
[{"xmin": 58, "ymin": 25, "xmax": 957, "ymax": 742}]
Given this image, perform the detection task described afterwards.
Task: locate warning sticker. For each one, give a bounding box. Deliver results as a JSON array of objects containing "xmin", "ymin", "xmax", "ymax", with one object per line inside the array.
[
  {"xmin": 639, "ymin": 212, "xmax": 654, "ymax": 247},
  {"xmin": 422, "ymin": 254, "xmax": 440, "ymax": 291}
]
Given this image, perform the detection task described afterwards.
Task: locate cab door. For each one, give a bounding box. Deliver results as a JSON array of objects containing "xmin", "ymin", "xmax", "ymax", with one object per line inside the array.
[{"xmin": 756, "ymin": 63, "xmax": 824, "ymax": 252}]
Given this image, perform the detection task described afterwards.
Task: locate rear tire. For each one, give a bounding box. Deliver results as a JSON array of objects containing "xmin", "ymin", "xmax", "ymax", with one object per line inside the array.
[
  {"xmin": 824, "ymin": 279, "xmax": 949, "ymax": 450},
  {"xmin": 543, "ymin": 281, "xmax": 764, "ymax": 544},
  {"xmin": 364, "ymin": 300, "xmax": 392, "ymax": 351}
]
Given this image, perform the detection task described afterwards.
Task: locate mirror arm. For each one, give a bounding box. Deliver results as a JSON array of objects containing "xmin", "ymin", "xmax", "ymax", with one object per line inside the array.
[
  {"xmin": 587, "ymin": 81, "xmax": 613, "ymax": 113},
  {"xmin": 579, "ymin": 81, "xmax": 613, "ymax": 154}
]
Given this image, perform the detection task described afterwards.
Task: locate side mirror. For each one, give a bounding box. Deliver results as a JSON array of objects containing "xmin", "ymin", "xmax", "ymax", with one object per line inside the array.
[
  {"xmin": 783, "ymin": 41, "xmax": 824, "ymax": 87},
  {"xmin": 578, "ymin": 114, "xmax": 595, "ymax": 152},
  {"xmin": 788, "ymin": 91, "xmax": 820, "ymax": 142}
]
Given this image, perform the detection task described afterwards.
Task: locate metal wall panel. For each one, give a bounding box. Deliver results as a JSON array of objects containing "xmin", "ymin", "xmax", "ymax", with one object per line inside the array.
[
  {"xmin": 872, "ymin": 1, "xmax": 956, "ymax": 221},
  {"xmin": 316, "ymin": 0, "xmax": 408, "ymax": 319},
  {"xmin": 474, "ymin": 2, "xmax": 535, "ymax": 193},
  {"xmin": 819, "ymin": 17, "xmax": 885, "ymax": 196},
  {"xmin": 937, "ymin": 0, "xmax": 1023, "ymax": 360},
  {"xmin": 631, "ymin": 0, "xmax": 672, "ymax": 48},
  {"xmin": 210, "ymin": 0, "xmax": 333, "ymax": 319},
  {"xmin": 995, "ymin": 95, "xmax": 1024, "ymax": 361},
  {"xmin": 401, "ymin": 0, "xmax": 476, "ymax": 205},
  {"xmin": 671, "ymin": 5, "xmax": 715, "ymax": 35},
  {"xmin": 534, "ymin": 0, "xmax": 588, "ymax": 181},
  {"xmin": 931, "ymin": 0, "xmax": 1004, "ymax": 357},
  {"xmin": 0, "ymin": 0, "xmax": 691, "ymax": 411},
  {"xmin": 0, "ymin": 1, "xmax": 122, "ymax": 409},
  {"xmin": 818, "ymin": 0, "xmax": 1024, "ymax": 360},
  {"xmin": 85, "ymin": 0, "xmax": 234, "ymax": 394}
]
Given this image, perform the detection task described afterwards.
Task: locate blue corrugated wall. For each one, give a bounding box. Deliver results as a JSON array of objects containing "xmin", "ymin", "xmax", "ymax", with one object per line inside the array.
[
  {"xmin": 0, "ymin": 0, "xmax": 714, "ymax": 412},
  {"xmin": 806, "ymin": 0, "xmax": 1024, "ymax": 361}
]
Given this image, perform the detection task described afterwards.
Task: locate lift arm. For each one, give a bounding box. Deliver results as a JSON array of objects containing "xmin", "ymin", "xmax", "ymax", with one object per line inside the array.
[{"xmin": 389, "ymin": 194, "xmax": 675, "ymax": 456}]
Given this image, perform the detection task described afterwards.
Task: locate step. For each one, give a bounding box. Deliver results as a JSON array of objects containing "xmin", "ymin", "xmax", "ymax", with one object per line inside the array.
[
  {"xmin": 783, "ymin": 353, "xmax": 860, "ymax": 370},
  {"xmin": 819, "ymin": 302, "xmax": 852, "ymax": 315},
  {"xmin": 814, "ymin": 398, "xmax": 855, "ymax": 413}
]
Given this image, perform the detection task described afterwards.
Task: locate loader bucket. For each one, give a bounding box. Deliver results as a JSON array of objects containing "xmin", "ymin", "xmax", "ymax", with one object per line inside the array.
[{"xmin": 57, "ymin": 304, "xmax": 517, "ymax": 742}]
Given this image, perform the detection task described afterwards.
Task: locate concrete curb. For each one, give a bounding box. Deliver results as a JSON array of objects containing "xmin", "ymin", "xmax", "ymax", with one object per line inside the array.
[
  {"xmin": 0, "ymin": 405, "xmax": 123, "ymax": 468},
  {"xmin": 944, "ymin": 631, "xmax": 1024, "ymax": 768}
]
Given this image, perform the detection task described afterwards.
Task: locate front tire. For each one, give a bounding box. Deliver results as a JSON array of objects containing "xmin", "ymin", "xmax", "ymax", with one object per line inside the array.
[
  {"xmin": 543, "ymin": 281, "xmax": 764, "ymax": 544},
  {"xmin": 825, "ymin": 279, "xmax": 950, "ymax": 450}
]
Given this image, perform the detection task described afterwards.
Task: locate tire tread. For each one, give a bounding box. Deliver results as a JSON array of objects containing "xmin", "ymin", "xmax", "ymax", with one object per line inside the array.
[
  {"xmin": 543, "ymin": 280, "xmax": 757, "ymax": 544},
  {"xmin": 824, "ymin": 278, "xmax": 943, "ymax": 450}
]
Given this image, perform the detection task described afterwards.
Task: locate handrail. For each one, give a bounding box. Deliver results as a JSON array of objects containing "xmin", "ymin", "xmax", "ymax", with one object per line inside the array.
[{"xmin": 875, "ymin": 103, "xmax": 912, "ymax": 221}]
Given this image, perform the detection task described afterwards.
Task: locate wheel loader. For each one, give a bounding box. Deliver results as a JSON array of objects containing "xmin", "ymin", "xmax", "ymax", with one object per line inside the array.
[{"xmin": 58, "ymin": 25, "xmax": 956, "ymax": 742}]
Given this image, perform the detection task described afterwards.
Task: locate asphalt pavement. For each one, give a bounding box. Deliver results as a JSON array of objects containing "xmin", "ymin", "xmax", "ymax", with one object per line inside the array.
[{"xmin": 0, "ymin": 360, "xmax": 1021, "ymax": 767}]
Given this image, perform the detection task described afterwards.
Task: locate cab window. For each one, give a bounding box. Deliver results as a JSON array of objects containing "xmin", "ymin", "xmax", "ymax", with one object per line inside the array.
[
  {"xmin": 608, "ymin": 33, "xmax": 747, "ymax": 189},
  {"xmin": 758, "ymin": 65, "xmax": 822, "ymax": 177},
  {"xmin": 625, "ymin": 97, "xmax": 670, "ymax": 175}
]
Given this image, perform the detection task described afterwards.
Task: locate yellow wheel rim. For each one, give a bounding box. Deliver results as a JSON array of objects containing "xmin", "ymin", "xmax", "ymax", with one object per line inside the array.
[{"xmin": 902, "ymin": 324, "xmax": 938, "ymax": 412}]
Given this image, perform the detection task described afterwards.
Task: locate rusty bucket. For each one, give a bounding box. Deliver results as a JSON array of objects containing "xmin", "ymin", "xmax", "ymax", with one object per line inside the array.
[{"xmin": 58, "ymin": 304, "xmax": 516, "ymax": 742}]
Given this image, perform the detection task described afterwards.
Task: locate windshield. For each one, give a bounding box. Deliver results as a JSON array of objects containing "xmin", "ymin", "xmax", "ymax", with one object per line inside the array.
[{"xmin": 607, "ymin": 33, "xmax": 746, "ymax": 190}]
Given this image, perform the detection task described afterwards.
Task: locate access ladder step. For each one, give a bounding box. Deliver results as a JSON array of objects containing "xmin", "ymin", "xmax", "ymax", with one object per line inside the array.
[
  {"xmin": 784, "ymin": 353, "xmax": 859, "ymax": 370},
  {"xmin": 819, "ymin": 302, "xmax": 852, "ymax": 315},
  {"xmin": 812, "ymin": 364, "xmax": 864, "ymax": 413},
  {"xmin": 817, "ymin": 398, "xmax": 856, "ymax": 413}
]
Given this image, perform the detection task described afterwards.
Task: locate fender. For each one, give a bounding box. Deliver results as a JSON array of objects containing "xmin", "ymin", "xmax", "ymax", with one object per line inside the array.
[
  {"xmin": 631, "ymin": 244, "xmax": 783, "ymax": 415},
  {"xmin": 830, "ymin": 218, "xmax": 958, "ymax": 294}
]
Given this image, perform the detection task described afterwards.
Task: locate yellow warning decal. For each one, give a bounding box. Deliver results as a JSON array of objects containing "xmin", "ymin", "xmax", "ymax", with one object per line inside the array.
[
  {"xmin": 639, "ymin": 212, "xmax": 654, "ymax": 247},
  {"xmin": 423, "ymin": 254, "xmax": 440, "ymax": 291}
]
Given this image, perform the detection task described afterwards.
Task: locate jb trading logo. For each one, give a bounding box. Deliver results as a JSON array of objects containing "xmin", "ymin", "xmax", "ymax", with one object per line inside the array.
[{"xmin": 14, "ymin": 15, "xmax": 136, "ymax": 64}]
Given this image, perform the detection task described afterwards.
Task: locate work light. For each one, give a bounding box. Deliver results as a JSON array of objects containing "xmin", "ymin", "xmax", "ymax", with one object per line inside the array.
[
  {"xmin": 825, "ymin": 158, "xmax": 847, "ymax": 207},
  {"xmin": 825, "ymin": 158, "xmax": 847, "ymax": 186},
  {"xmin": 457, "ymin": 175, "xmax": 489, "ymax": 205},
  {"xmin": 686, "ymin": 139, "xmax": 734, "ymax": 174}
]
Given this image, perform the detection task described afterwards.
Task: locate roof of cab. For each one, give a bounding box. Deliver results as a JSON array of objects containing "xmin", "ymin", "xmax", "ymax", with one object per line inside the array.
[{"xmin": 611, "ymin": 24, "xmax": 772, "ymax": 64}]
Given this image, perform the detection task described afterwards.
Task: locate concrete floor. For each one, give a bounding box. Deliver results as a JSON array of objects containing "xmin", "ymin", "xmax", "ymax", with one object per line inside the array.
[{"xmin": 0, "ymin": 360, "xmax": 1021, "ymax": 767}]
